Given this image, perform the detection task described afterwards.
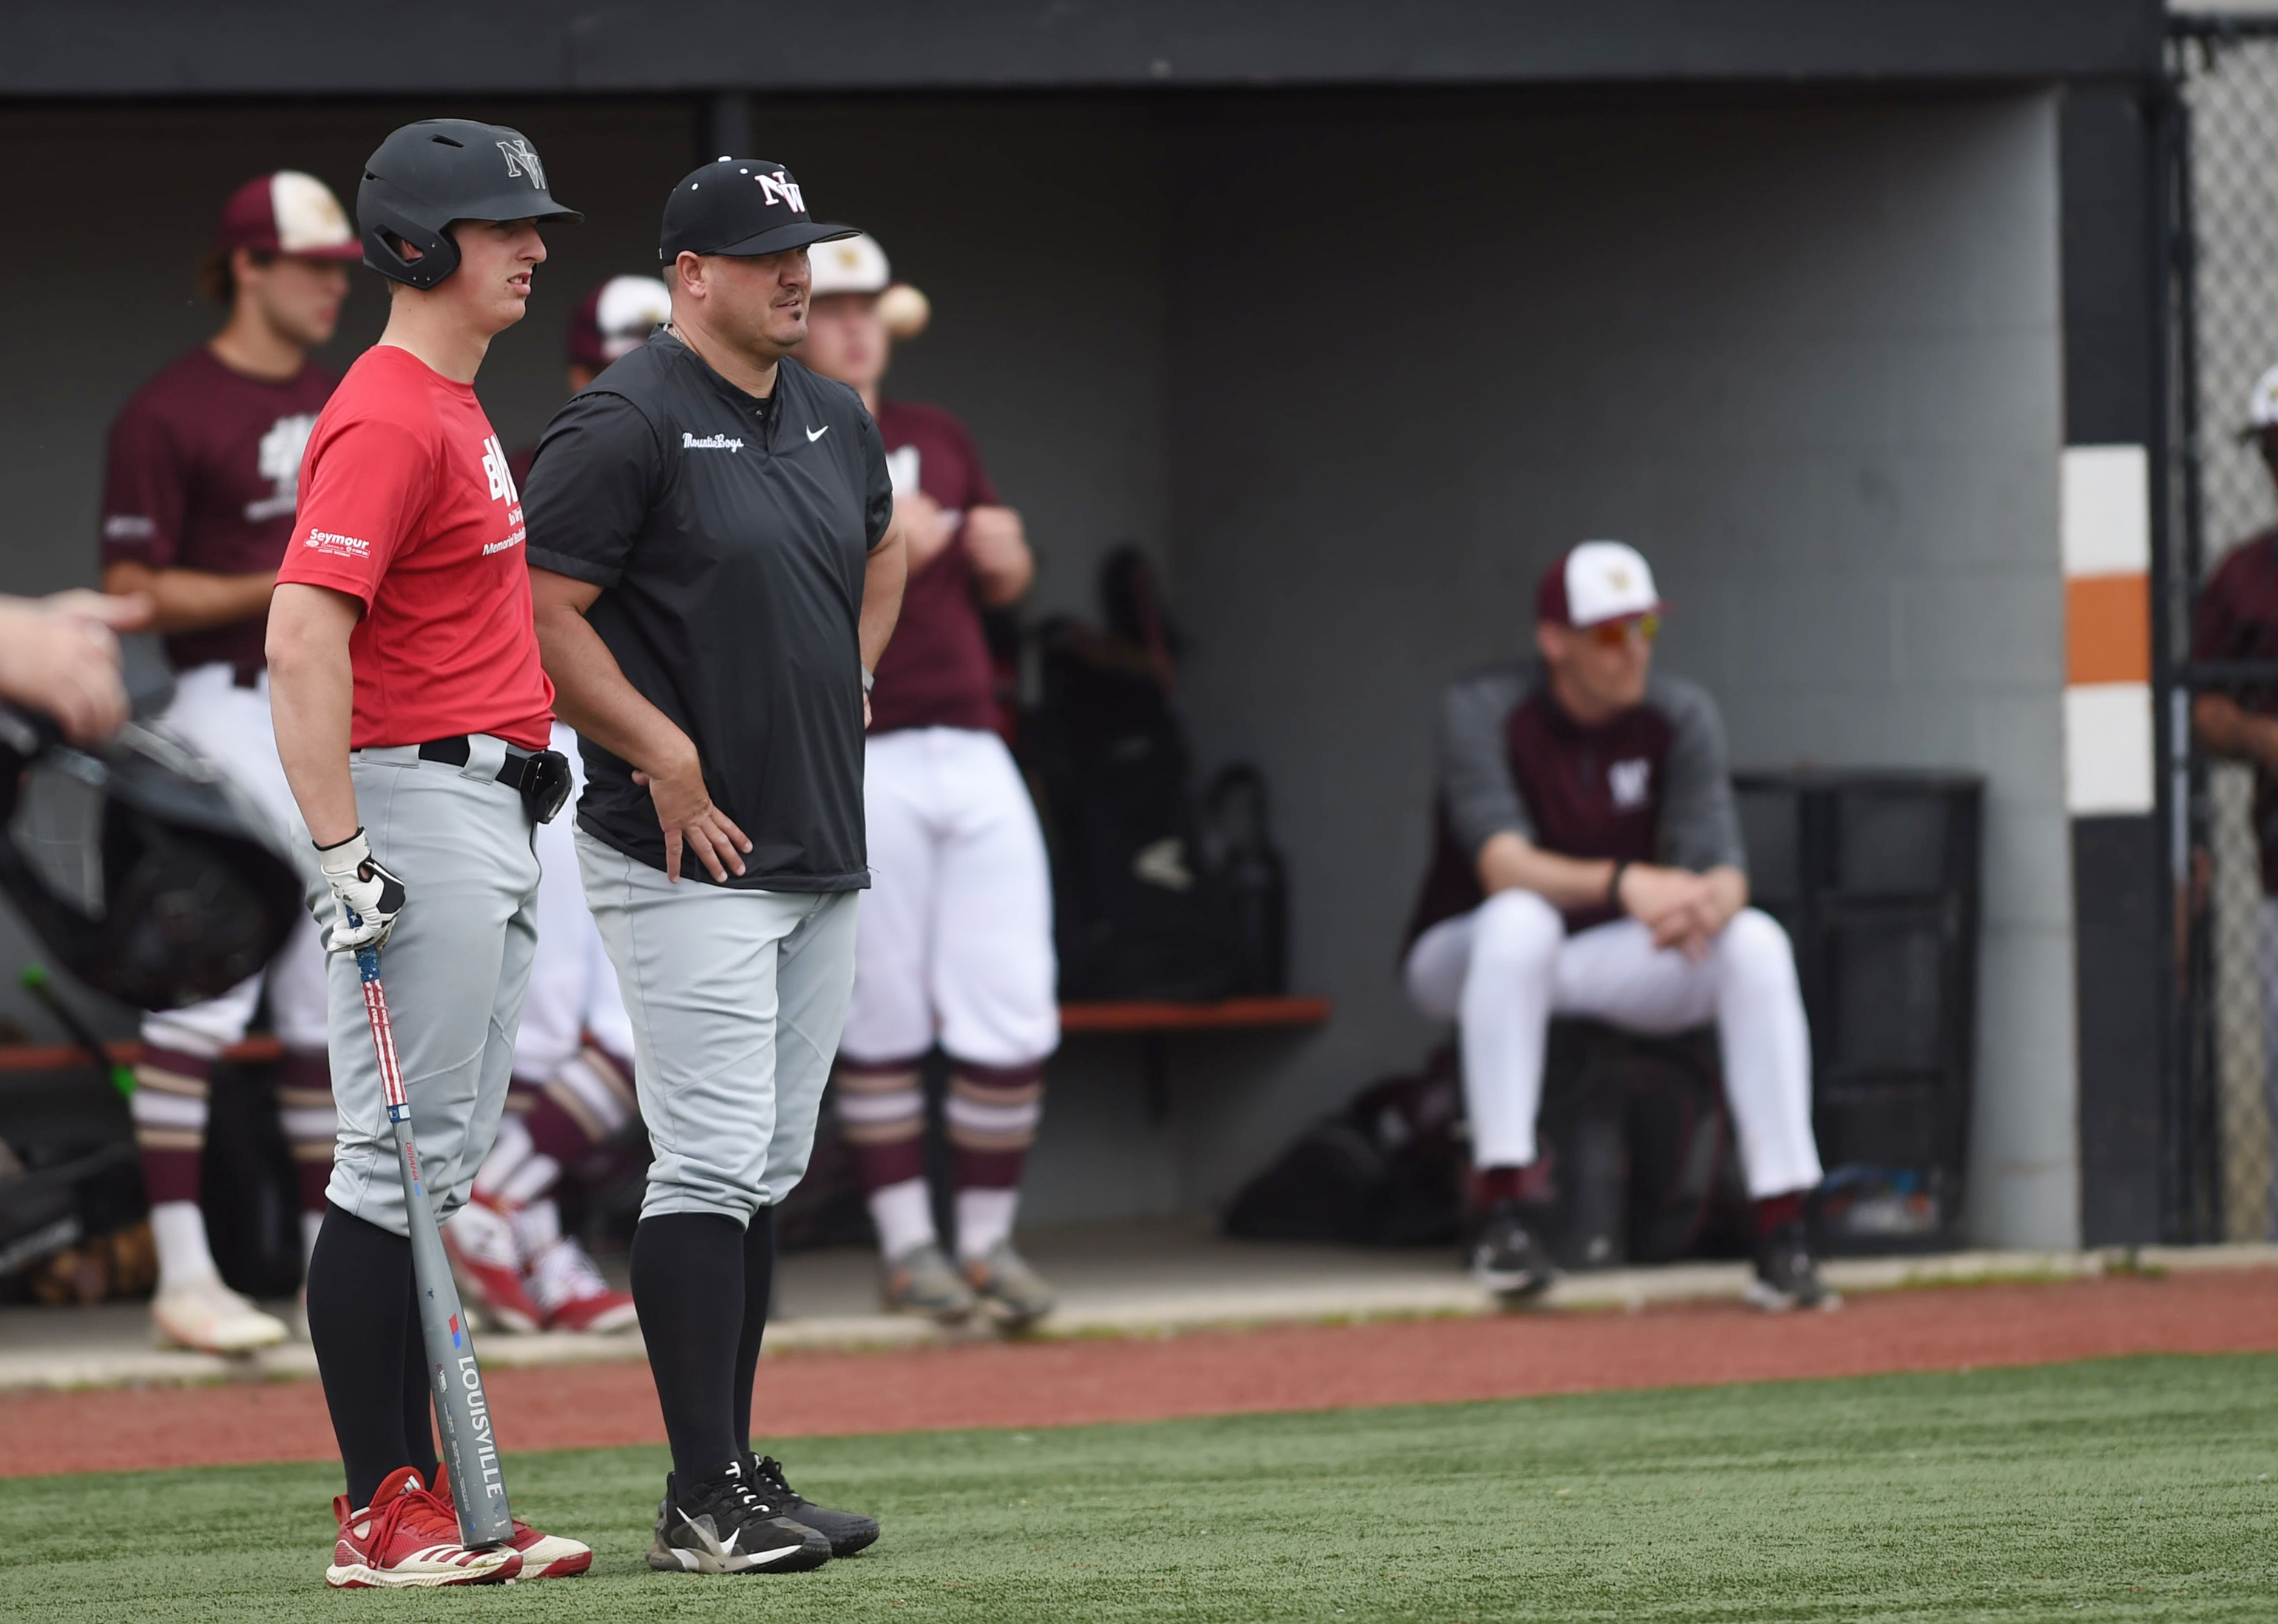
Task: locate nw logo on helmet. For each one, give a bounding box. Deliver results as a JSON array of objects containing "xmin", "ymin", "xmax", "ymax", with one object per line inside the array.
[{"xmin": 497, "ymin": 138, "xmax": 547, "ymax": 189}]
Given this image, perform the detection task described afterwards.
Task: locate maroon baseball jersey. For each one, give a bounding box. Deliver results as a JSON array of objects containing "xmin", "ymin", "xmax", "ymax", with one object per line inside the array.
[
  {"xmin": 868, "ymin": 398, "xmax": 1001, "ymax": 735},
  {"xmin": 2194, "ymin": 526, "xmax": 2278, "ymax": 892},
  {"xmin": 98, "ymin": 347, "xmax": 337, "ymax": 673},
  {"xmin": 1405, "ymin": 663, "xmax": 1746, "ymax": 944}
]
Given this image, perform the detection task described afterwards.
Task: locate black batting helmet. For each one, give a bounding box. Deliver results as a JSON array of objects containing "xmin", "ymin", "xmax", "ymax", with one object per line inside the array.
[
  {"xmin": 358, "ymin": 118, "xmax": 582, "ymax": 290},
  {"xmin": 0, "ymin": 715, "xmax": 304, "ymax": 1012}
]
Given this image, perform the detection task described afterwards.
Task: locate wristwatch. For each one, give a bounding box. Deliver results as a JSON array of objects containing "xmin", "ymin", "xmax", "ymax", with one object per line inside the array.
[
  {"xmin": 860, "ymin": 665, "xmax": 875, "ymax": 694},
  {"xmin": 1606, "ymin": 859, "xmax": 1632, "ymax": 910}
]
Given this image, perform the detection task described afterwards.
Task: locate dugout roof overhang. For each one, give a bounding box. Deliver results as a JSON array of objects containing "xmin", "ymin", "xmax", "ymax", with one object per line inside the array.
[{"xmin": 4, "ymin": 0, "xmax": 2162, "ymax": 101}]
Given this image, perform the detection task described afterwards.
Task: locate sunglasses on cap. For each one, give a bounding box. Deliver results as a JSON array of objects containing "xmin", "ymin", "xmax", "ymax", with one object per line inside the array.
[{"xmin": 1587, "ymin": 612, "xmax": 1662, "ymax": 649}]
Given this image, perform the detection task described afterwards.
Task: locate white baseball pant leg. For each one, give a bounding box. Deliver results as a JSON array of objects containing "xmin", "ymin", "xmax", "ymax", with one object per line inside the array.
[
  {"xmin": 1405, "ymin": 888, "xmax": 1822, "ymax": 1198},
  {"xmin": 839, "ymin": 727, "xmax": 1059, "ymax": 1069}
]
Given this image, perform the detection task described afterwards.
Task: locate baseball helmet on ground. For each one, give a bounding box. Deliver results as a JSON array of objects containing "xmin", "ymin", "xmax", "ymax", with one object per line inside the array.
[
  {"xmin": 359, "ymin": 118, "xmax": 582, "ymax": 290},
  {"xmin": 0, "ymin": 714, "xmax": 303, "ymax": 1012}
]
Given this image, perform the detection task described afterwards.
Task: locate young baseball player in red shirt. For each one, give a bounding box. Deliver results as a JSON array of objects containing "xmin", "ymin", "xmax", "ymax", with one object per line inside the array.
[
  {"xmin": 800, "ymin": 234, "xmax": 1060, "ymax": 1326},
  {"xmin": 447, "ymin": 278, "xmax": 672, "ymax": 1339},
  {"xmin": 267, "ymin": 118, "xmax": 588, "ymax": 1589},
  {"xmin": 97, "ymin": 171, "xmax": 359, "ymax": 1356}
]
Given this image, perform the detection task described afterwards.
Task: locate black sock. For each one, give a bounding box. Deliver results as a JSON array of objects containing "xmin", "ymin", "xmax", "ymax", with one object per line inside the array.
[
  {"xmin": 308, "ymin": 1203, "xmax": 422, "ymax": 1509},
  {"xmin": 632, "ymin": 1211, "xmax": 746, "ymax": 1486},
  {"xmin": 731, "ymin": 1205, "xmax": 776, "ymax": 1456},
  {"xmin": 399, "ymin": 1287, "xmax": 440, "ymax": 1490}
]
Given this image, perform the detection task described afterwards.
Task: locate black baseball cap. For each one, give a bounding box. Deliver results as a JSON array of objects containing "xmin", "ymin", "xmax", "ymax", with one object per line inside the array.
[{"xmin": 659, "ymin": 158, "xmax": 859, "ymax": 262}]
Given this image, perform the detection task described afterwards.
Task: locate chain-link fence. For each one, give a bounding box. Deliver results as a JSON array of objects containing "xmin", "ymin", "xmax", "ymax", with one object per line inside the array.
[{"xmin": 2169, "ymin": 16, "xmax": 2278, "ymax": 1242}]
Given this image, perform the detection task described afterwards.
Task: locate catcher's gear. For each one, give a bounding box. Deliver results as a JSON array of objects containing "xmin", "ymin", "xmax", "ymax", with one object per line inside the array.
[
  {"xmin": 316, "ymin": 827, "xmax": 406, "ymax": 952},
  {"xmin": 359, "ymin": 118, "xmax": 581, "ymax": 291},
  {"xmin": 0, "ymin": 709, "xmax": 301, "ymax": 1011}
]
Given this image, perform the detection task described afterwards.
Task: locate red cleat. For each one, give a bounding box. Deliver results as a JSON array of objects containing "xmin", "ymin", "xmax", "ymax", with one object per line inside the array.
[
  {"xmin": 433, "ymin": 1463, "xmax": 593, "ymax": 1580},
  {"xmin": 443, "ymin": 1197, "xmax": 545, "ymax": 1334},
  {"xmin": 326, "ymin": 1467, "xmax": 522, "ymax": 1589},
  {"xmin": 529, "ymin": 1236, "xmax": 641, "ymax": 1335}
]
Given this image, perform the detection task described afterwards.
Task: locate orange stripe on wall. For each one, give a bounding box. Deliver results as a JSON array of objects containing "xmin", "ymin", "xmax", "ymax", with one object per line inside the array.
[{"xmin": 2066, "ymin": 572, "xmax": 2150, "ymax": 686}]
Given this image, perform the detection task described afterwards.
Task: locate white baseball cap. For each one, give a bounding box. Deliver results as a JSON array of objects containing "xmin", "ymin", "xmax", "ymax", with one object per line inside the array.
[
  {"xmin": 807, "ymin": 232, "xmax": 891, "ymax": 297},
  {"xmin": 1535, "ymin": 540, "xmax": 1666, "ymax": 629},
  {"xmin": 2245, "ymin": 364, "xmax": 2278, "ymax": 440},
  {"xmin": 569, "ymin": 275, "xmax": 672, "ymax": 367}
]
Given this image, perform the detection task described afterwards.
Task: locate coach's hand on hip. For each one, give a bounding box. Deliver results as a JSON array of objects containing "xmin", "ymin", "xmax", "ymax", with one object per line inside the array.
[{"xmin": 632, "ymin": 742, "xmax": 750, "ymax": 884}]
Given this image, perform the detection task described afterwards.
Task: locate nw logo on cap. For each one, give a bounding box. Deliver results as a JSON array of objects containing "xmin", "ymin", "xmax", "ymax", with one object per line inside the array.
[
  {"xmin": 497, "ymin": 138, "xmax": 546, "ymax": 189},
  {"xmin": 754, "ymin": 169, "xmax": 805, "ymax": 212}
]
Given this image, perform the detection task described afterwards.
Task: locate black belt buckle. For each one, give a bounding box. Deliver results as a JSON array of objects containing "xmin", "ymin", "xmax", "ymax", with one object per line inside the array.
[{"xmin": 519, "ymin": 748, "xmax": 573, "ymax": 825}]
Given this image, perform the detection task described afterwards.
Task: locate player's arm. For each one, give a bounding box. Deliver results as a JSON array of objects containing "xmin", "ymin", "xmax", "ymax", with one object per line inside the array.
[
  {"xmin": 100, "ymin": 559, "xmax": 277, "ymax": 635},
  {"xmin": 528, "ymin": 567, "xmax": 750, "ymax": 884},
  {"xmin": 522, "ymin": 390, "xmax": 749, "ymax": 884},
  {"xmin": 862, "ymin": 510, "xmax": 908, "ymax": 674},
  {"xmin": 962, "ymin": 505, "xmax": 1033, "ymax": 606},
  {"xmin": 266, "ymin": 583, "xmax": 361, "ymax": 846},
  {"xmin": 856, "ymin": 411, "xmax": 908, "ymax": 680},
  {"xmin": 96, "ymin": 399, "xmax": 271, "ymax": 633},
  {"xmin": 2194, "ymin": 692, "xmax": 2278, "ymax": 768},
  {"xmin": 957, "ymin": 427, "xmax": 1032, "ymax": 606}
]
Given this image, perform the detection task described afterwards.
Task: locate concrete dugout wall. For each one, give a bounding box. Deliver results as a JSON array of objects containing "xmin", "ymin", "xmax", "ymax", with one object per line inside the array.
[{"xmin": 0, "ymin": 88, "xmax": 2074, "ymax": 1246}]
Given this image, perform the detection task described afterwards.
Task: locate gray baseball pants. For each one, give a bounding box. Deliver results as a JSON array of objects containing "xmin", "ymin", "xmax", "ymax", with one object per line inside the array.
[
  {"xmin": 317, "ymin": 738, "xmax": 541, "ymax": 1238},
  {"xmin": 575, "ymin": 830, "xmax": 859, "ymax": 1225}
]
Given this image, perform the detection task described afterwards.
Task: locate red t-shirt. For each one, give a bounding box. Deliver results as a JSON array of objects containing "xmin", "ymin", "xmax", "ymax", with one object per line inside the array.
[
  {"xmin": 277, "ymin": 345, "xmax": 553, "ymax": 751},
  {"xmin": 868, "ymin": 399, "xmax": 1001, "ymax": 734},
  {"xmin": 98, "ymin": 348, "xmax": 337, "ymax": 674}
]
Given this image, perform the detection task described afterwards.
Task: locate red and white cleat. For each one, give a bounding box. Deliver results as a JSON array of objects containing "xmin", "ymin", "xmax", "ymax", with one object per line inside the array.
[
  {"xmin": 326, "ymin": 1467, "xmax": 522, "ymax": 1589},
  {"xmin": 443, "ymin": 1197, "xmax": 544, "ymax": 1334},
  {"xmin": 529, "ymin": 1235, "xmax": 641, "ymax": 1335},
  {"xmin": 434, "ymin": 1463, "xmax": 593, "ymax": 1580}
]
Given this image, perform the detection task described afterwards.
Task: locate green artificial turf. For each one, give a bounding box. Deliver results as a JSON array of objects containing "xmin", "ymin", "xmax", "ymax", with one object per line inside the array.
[{"xmin": 4, "ymin": 1353, "xmax": 2278, "ymax": 1622}]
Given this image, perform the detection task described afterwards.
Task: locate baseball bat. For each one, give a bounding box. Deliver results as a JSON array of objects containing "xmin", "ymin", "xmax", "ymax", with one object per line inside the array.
[
  {"xmin": 19, "ymin": 964, "xmax": 135, "ymax": 1098},
  {"xmin": 353, "ymin": 944, "xmax": 515, "ymax": 1549}
]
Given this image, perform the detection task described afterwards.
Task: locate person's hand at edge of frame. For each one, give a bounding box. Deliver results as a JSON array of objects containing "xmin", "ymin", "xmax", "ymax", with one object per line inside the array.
[
  {"xmin": 0, "ymin": 589, "xmax": 154, "ymax": 744},
  {"xmin": 634, "ymin": 741, "xmax": 751, "ymax": 884}
]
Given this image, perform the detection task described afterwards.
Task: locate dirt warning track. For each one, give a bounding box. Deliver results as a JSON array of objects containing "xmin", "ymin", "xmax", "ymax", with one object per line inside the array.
[{"xmin": 7, "ymin": 1268, "xmax": 2278, "ymax": 1479}]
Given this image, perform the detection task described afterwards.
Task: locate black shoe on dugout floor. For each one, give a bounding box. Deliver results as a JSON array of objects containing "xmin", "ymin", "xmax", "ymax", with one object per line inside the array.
[
  {"xmin": 648, "ymin": 1459, "xmax": 833, "ymax": 1574},
  {"xmin": 1745, "ymin": 1217, "xmax": 1842, "ymax": 1313},
  {"xmin": 748, "ymin": 1452, "xmax": 880, "ymax": 1557},
  {"xmin": 1469, "ymin": 1200, "xmax": 1557, "ymax": 1301}
]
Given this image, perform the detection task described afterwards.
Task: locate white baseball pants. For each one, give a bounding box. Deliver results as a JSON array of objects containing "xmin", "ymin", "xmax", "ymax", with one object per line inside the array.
[
  {"xmin": 839, "ymin": 727, "xmax": 1059, "ymax": 1069},
  {"xmin": 141, "ymin": 663, "xmax": 331, "ymax": 1057},
  {"xmin": 1405, "ymin": 888, "xmax": 1823, "ymax": 1199}
]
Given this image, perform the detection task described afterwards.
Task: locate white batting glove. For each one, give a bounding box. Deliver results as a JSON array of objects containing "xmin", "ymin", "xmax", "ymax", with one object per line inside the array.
[{"xmin": 314, "ymin": 828, "xmax": 406, "ymax": 953}]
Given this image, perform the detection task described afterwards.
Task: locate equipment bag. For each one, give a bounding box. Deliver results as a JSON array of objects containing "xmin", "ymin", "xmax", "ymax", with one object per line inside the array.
[
  {"xmin": 1032, "ymin": 546, "xmax": 1244, "ymax": 1001},
  {"xmin": 1223, "ymin": 1045, "xmax": 1465, "ymax": 1245}
]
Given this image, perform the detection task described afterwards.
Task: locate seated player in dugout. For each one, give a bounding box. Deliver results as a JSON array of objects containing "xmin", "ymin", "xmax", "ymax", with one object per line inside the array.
[
  {"xmin": 445, "ymin": 277, "xmax": 677, "ymax": 1338},
  {"xmin": 2191, "ymin": 362, "xmax": 2278, "ymax": 1222},
  {"xmin": 798, "ymin": 234, "xmax": 1061, "ymax": 1328},
  {"xmin": 1401, "ymin": 541, "xmax": 1833, "ymax": 1310},
  {"xmin": 98, "ymin": 171, "xmax": 361, "ymax": 1356}
]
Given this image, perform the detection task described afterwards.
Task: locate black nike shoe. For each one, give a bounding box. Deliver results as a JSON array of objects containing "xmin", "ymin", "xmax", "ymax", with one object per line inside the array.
[
  {"xmin": 1745, "ymin": 1218, "xmax": 1841, "ymax": 1313},
  {"xmin": 1470, "ymin": 1200, "xmax": 1556, "ymax": 1300},
  {"xmin": 748, "ymin": 1453, "xmax": 880, "ymax": 1557},
  {"xmin": 647, "ymin": 1460, "xmax": 832, "ymax": 1574}
]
